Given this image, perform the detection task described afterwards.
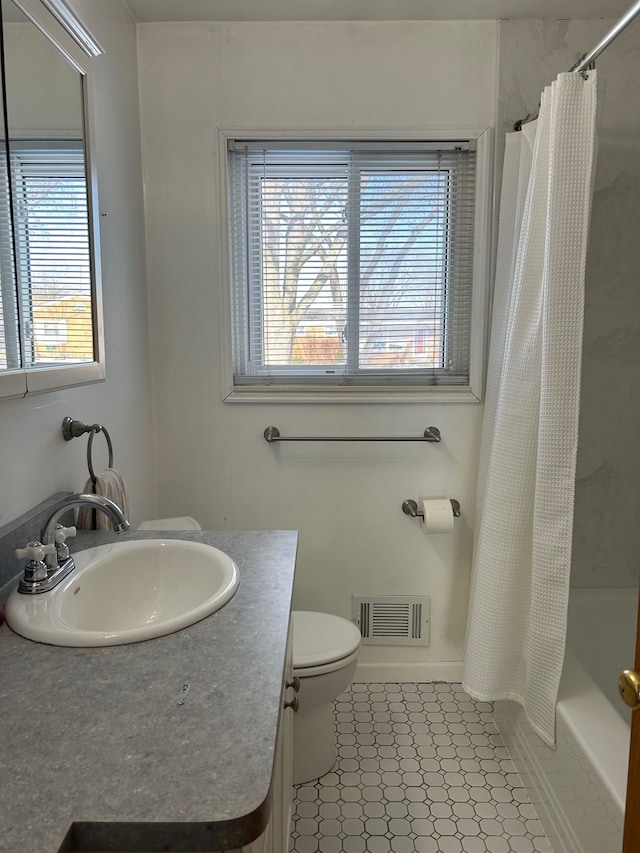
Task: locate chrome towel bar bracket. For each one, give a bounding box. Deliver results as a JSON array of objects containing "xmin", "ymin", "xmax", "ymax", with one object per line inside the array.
[
  {"xmin": 402, "ymin": 498, "xmax": 461, "ymax": 519},
  {"xmin": 264, "ymin": 426, "xmax": 441, "ymax": 443}
]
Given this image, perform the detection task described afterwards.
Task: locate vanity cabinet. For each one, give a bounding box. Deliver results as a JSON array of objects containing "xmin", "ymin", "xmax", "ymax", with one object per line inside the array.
[
  {"xmin": 239, "ymin": 619, "xmax": 294, "ymax": 853},
  {"xmin": 273, "ymin": 618, "xmax": 295, "ymax": 853},
  {"xmin": 1, "ymin": 528, "xmax": 299, "ymax": 853},
  {"xmin": 79, "ymin": 621, "xmax": 295, "ymax": 853}
]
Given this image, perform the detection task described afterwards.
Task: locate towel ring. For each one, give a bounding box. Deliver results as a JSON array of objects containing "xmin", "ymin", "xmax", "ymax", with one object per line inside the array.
[
  {"xmin": 86, "ymin": 426, "xmax": 113, "ymax": 487},
  {"xmin": 62, "ymin": 417, "xmax": 113, "ymax": 487}
]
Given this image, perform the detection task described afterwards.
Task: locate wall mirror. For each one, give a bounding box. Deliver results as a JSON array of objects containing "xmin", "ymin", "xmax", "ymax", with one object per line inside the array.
[{"xmin": 0, "ymin": 0, "xmax": 104, "ymax": 398}]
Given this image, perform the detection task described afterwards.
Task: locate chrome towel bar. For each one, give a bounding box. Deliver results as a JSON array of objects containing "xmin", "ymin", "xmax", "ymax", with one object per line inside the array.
[
  {"xmin": 264, "ymin": 426, "xmax": 441, "ymax": 443},
  {"xmin": 402, "ymin": 498, "xmax": 461, "ymax": 519}
]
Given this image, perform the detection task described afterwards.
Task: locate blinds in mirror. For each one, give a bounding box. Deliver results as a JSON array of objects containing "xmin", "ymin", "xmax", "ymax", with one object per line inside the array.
[{"xmin": 9, "ymin": 142, "xmax": 93, "ymax": 369}]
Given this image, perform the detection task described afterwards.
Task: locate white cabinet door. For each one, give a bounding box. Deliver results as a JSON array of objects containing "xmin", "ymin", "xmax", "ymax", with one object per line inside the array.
[
  {"xmin": 237, "ymin": 617, "xmax": 294, "ymax": 853},
  {"xmin": 273, "ymin": 618, "xmax": 294, "ymax": 853}
]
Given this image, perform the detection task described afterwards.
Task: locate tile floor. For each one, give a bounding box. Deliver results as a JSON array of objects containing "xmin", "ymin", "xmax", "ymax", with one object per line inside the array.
[{"xmin": 290, "ymin": 682, "xmax": 552, "ymax": 853}]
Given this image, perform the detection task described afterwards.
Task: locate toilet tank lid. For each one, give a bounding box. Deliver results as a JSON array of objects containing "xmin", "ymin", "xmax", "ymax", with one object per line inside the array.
[
  {"xmin": 137, "ymin": 516, "xmax": 202, "ymax": 530},
  {"xmin": 292, "ymin": 610, "xmax": 361, "ymax": 668}
]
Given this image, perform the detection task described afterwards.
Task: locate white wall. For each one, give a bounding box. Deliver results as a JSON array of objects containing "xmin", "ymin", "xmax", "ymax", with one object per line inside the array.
[
  {"xmin": 0, "ymin": 0, "xmax": 155, "ymax": 528},
  {"xmin": 4, "ymin": 22, "xmax": 83, "ymax": 134},
  {"xmin": 3, "ymin": 5, "xmax": 635, "ymax": 665},
  {"xmin": 138, "ymin": 21, "xmax": 496, "ymax": 670}
]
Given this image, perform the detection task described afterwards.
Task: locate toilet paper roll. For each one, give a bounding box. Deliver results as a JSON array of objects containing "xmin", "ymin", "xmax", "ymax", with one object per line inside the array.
[{"xmin": 419, "ymin": 498, "xmax": 454, "ymax": 534}]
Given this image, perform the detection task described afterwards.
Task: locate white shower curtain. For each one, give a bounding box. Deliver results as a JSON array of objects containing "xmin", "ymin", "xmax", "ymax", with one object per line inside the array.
[{"xmin": 462, "ymin": 72, "xmax": 598, "ymax": 746}]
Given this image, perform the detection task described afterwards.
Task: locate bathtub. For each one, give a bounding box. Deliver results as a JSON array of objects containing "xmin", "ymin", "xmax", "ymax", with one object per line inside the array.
[{"xmin": 495, "ymin": 587, "xmax": 636, "ymax": 853}]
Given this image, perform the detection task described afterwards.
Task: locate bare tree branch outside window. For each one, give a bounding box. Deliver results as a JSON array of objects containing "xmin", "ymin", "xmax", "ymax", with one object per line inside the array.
[{"xmin": 259, "ymin": 169, "xmax": 448, "ymax": 370}]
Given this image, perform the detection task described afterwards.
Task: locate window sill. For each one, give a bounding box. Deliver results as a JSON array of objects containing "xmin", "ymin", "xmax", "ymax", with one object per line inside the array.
[
  {"xmin": 223, "ymin": 385, "xmax": 482, "ymax": 404},
  {"xmin": 0, "ymin": 361, "xmax": 105, "ymax": 401}
]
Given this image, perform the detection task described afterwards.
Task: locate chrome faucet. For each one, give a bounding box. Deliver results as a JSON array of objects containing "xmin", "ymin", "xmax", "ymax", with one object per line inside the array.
[
  {"xmin": 16, "ymin": 493, "xmax": 130, "ymax": 595},
  {"xmin": 41, "ymin": 492, "xmax": 130, "ymax": 546}
]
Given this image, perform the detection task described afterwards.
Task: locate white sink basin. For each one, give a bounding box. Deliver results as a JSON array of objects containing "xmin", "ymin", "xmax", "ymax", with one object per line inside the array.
[{"xmin": 5, "ymin": 539, "xmax": 239, "ymax": 647}]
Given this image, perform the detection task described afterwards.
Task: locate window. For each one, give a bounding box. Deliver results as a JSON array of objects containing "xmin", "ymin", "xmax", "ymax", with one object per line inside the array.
[{"xmin": 226, "ymin": 137, "xmax": 488, "ymax": 400}]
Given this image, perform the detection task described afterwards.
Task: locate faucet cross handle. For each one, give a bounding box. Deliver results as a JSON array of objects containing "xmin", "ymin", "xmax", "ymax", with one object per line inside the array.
[
  {"xmin": 52, "ymin": 524, "xmax": 77, "ymax": 565},
  {"xmin": 15, "ymin": 542, "xmax": 56, "ymax": 562},
  {"xmin": 54, "ymin": 525, "xmax": 77, "ymax": 544},
  {"xmin": 15, "ymin": 541, "xmax": 56, "ymax": 583}
]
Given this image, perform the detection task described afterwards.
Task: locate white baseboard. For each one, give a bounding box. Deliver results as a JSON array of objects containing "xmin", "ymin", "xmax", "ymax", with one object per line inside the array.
[{"xmin": 354, "ymin": 661, "xmax": 464, "ymax": 683}]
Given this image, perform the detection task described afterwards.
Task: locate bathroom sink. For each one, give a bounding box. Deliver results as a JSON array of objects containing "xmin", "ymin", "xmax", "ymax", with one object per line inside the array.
[{"xmin": 5, "ymin": 539, "xmax": 239, "ymax": 647}]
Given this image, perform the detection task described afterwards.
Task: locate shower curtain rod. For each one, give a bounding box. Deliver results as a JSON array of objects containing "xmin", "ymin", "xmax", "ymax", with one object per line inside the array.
[
  {"xmin": 514, "ymin": 0, "xmax": 640, "ymax": 129},
  {"xmin": 572, "ymin": 0, "xmax": 640, "ymax": 73}
]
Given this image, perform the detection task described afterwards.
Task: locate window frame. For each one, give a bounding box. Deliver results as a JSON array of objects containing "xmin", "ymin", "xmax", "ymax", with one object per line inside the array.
[
  {"xmin": 0, "ymin": 0, "xmax": 105, "ymax": 400},
  {"xmin": 218, "ymin": 127, "xmax": 493, "ymax": 404}
]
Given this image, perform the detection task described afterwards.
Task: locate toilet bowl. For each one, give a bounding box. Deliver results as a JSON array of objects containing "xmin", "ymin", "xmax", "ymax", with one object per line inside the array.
[{"xmin": 292, "ymin": 610, "xmax": 361, "ymax": 785}]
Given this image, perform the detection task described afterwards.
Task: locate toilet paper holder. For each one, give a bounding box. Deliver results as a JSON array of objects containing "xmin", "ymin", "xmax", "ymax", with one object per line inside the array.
[{"xmin": 402, "ymin": 498, "xmax": 461, "ymax": 519}]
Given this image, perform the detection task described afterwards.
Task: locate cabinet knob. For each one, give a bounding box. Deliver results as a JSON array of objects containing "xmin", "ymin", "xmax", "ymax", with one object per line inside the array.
[
  {"xmin": 284, "ymin": 696, "xmax": 299, "ymax": 713},
  {"xmin": 286, "ymin": 677, "xmax": 301, "ymax": 692}
]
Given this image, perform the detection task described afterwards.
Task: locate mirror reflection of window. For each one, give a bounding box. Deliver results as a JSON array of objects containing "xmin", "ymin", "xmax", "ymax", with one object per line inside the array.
[
  {"xmin": 0, "ymin": 17, "xmax": 16, "ymax": 372},
  {"xmin": 10, "ymin": 141, "xmax": 92, "ymax": 366},
  {"xmin": 1, "ymin": 0, "xmax": 95, "ymax": 375}
]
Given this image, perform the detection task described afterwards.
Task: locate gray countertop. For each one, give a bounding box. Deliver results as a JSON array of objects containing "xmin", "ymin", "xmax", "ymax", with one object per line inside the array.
[{"xmin": 0, "ymin": 528, "xmax": 298, "ymax": 853}]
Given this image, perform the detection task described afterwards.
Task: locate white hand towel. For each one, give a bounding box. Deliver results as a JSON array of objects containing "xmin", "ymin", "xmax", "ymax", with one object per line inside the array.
[{"xmin": 76, "ymin": 468, "xmax": 130, "ymax": 530}]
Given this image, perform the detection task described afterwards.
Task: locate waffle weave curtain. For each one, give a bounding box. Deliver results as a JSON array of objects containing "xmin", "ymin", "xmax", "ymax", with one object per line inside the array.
[{"xmin": 462, "ymin": 71, "xmax": 598, "ymax": 746}]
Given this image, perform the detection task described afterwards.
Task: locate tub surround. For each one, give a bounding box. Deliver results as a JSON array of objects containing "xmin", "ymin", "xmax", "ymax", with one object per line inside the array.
[{"xmin": 0, "ymin": 526, "xmax": 297, "ymax": 853}]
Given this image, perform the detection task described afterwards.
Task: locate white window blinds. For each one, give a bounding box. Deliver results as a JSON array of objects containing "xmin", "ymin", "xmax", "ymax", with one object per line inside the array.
[
  {"xmin": 10, "ymin": 141, "xmax": 93, "ymax": 369},
  {"xmin": 0, "ymin": 148, "xmax": 18, "ymax": 371},
  {"xmin": 228, "ymin": 140, "xmax": 476, "ymax": 389}
]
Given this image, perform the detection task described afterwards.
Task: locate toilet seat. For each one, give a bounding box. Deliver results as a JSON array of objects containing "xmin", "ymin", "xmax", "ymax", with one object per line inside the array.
[
  {"xmin": 292, "ymin": 610, "xmax": 361, "ymax": 675},
  {"xmin": 293, "ymin": 646, "xmax": 360, "ymax": 678}
]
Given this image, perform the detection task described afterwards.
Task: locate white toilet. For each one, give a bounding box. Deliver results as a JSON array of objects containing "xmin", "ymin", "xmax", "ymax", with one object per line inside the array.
[{"xmin": 291, "ymin": 610, "xmax": 361, "ymax": 785}]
